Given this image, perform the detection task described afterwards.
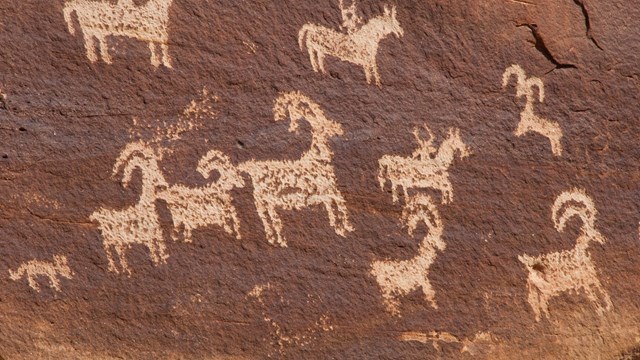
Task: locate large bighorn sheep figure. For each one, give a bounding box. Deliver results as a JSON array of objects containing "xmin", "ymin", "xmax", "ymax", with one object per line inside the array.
[
  {"xmin": 502, "ymin": 64, "xmax": 563, "ymax": 156},
  {"xmin": 9, "ymin": 255, "xmax": 74, "ymax": 292},
  {"xmin": 63, "ymin": 0, "xmax": 174, "ymax": 67},
  {"xmin": 238, "ymin": 91, "xmax": 354, "ymax": 247},
  {"xmin": 378, "ymin": 125, "xmax": 470, "ymax": 204},
  {"xmin": 157, "ymin": 150, "xmax": 245, "ymax": 242},
  {"xmin": 371, "ymin": 194, "xmax": 445, "ymax": 314},
  {"xmin": 298, "ymin": 5, "xmax": 403, "ymax": 86},
  {"xmin": 518, "ymin": 189, "xmax": 612, "ymax": 321},
  {"xmin": 90, "ymin": 142, "xmax": 169, "ymax": 275}
]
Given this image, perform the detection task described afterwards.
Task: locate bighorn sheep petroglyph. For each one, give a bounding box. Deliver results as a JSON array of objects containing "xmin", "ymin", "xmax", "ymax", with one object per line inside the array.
[
  {"xmin": 238, "ymin": 91, "xmax": 353, "ymax": 247},
  {"xmin": 9, "ymin": 255, "xmax": 74, "ymax": 292},
  {"xmin": 90, "ymin": 142, "xmax": 169, "ymax": 275},
  {"xmin": 63, "ymin": 0, "xmax": 174, "ymax": 67},
  {"xmin": 371, "ymin": 194, "xmax": 445, "ymax": 314},
  {"xmin": 298, "ymin": 4, "xmax": 403, "ymax": 86},
  {"xmin": 518, "ymin": 189, "xmax": 612, "ymax": 321},
  {"xmin": 502, "ymin": 64, "xmax": 563, "ymax": 156},
  {"xmin": 157, "ymin": 150, "xmax": 245, "ymax": 242},
  {"xmin": 378, "ymin": 125, "xmax": 470, "ymax": 204}
]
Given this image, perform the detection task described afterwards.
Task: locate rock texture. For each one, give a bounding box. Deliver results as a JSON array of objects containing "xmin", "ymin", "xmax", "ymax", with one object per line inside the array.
[{"xmin": 0, "ymin": 0, "xmax": 639, "ymax": 358}]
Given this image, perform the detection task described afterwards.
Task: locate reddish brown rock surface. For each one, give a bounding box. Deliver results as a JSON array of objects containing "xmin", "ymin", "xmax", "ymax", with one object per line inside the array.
[{"xmin": 1, "ymin": 0, "xmax": 639, "ymax": 358}]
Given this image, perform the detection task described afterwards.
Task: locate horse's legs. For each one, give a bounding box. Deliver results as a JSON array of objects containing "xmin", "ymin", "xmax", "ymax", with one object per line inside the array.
[
  {"xmin": 161, "ymin": 43, "xmax": 172, "ymax": 68},
  {"xmin": 230, "ymin": 210, "xmax": 242, "ymax": 240},
  {"xmin": 104, "ymin": 244, "xmax": 119, "ymax": 273},
  {"xmin": 318, "ymin": 52, "xmax": 327, "ymax": 73},
  {"xmin": 84, "ymin": 35, "xmax": 98, "ymax": 63},
  {"xmin": 363, "ymin": 65, "xmax": 372, "ymax": 84},
  {"xmin": 372, "ymin": 64, "xmax": 381, "ymax": 86},
  {"xmin": 309, "ymin": 48, "xmax": 319, "ymax": 72},
  {"xmin": 332, "ymin": 195, "xmax": 354, "ymax": 235},
  {"xmin": 267, "ymin": 206, "xmax": 286, "ymax": 247},
  {"xmin": 255, "ymin": 198, "xmax": 277, "ymax": 245},
  {"xmin": 49, "ymin": 275, "xmax": 62, "ymax": 292},
  {"xmin": 148, "ymin": 42, "xmax": 160, "ymax": 68},
  {"xmin": 114, "ymin": 245, "xmax": 130, "ymax": 275},
  {"xmin": 183, "ymin": 226, "xmax": 193, "ymax": 243},
  {"xmin": 97, "ymin": 36, "xmax": 112, "ymax": 64},
  {"xmin": 27, "ymin": 275, "xmax": 41, "ymax": 292}
]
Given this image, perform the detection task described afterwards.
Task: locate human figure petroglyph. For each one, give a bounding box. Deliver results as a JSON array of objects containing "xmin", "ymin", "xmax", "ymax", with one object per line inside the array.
[
  {"xmin": 298, "ymin": 5, "xmax": 403, "ymax": 86},
  {"xmin": 502, "ymin": 64, "xmax": 563, "ymax": 156},
  {"xmin": 90, "ymin": 142, "xmax": 169, "ymax": 275},
  {"xmin": 9, "ymin": 255, "xmax": 74, "ymax": 292},
  {"xmin": 371, "ymin": 194, "xmax": 445, "ymax": 314},
  {"xmin": 518, "ymin": 189, "xmax": 612, "ymax": 321},
  {"xmin": 378, "ymin": 125, "xmax": 470, "ymax": 204},
  {"xmin": 339, "ymin": 0, "xmax": 363, "ymax": 33},
  {"xmin": 63, "ymin": 0, "xmax": 174, "ymax": 67},
  {"xmin": 238, "ymin": 91, "xmax": 353, "ymax": 247},
  {"xmin": 157, "ymin": 150, "xmax": 245, "ymax": 242}
]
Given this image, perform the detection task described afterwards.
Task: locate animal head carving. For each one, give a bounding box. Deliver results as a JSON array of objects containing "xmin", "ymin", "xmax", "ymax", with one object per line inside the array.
[
  {"xmin": 112, "ymin": 142, "xmax": 168, "ymax": 191},
  {"xmin": 502, "ymin": 64, "xmax": 545, "ymax": 102},
  {"xmin": 273, "ymin": 91, "xmax": 344, "ymax": 138},
  {"xmin": 382, "ymin": 6, "xmax": 404, "ymax": 37},
  {"xmin": 552, "ymin": 188, "xmax": 600, "ymax": 240},
  {"xmin": 197, "ymin": 149, "xmax": 245, "ymax": 189},
  {"xmin": 446, "ymin": 128, "xmax": 471, "ymax": 158}
]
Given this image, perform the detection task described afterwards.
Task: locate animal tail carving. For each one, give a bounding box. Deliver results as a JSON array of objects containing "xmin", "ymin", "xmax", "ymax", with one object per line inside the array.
[
  {"xmin": 197, "ymin": 149, "xmax": 244, "ymax": 188},
  {"xmin": 552, "ymin": 188, "xmax": 600, "ymax": 241},
  {"xmin": 63, "ymin": 3, "xmax": 76, "ymax": 35},
  {"xmin": 298, "ymin": 24, "xmax": 313, "ymax": 50}
]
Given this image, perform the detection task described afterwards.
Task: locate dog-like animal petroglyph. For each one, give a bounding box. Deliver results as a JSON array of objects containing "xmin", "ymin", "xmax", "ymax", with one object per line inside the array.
[
  {"xmin": 371, "ymin": 193, "xmax": 445, "ymax": 314},
  {"xmin": 518, "ymin": 189, "xmax": 612, "ymax": 321},
  {"xmin": 502, "ymin": 64, "xmax": 563, "ymax": 156},
  {"xmin": 298, "ymin": 3, "xmax": 403, "ymax": 86},
  {"xmin": 157, "ymin": 150, "xmax": 245, "ymax": 242},
  {"xmin": 63, "ymin": 0, "xmax": 174, "ymax": 67},
  {"xmin": 9, "ymin": 255, "xmax": 74, "ymax": 292},
  {"xmin": 238, "ymin": 91, "xmax": 353, "ymax": 247},
  {"xmin": 378, "ymin": 125, "xmax": 470, "ymax": 204}
]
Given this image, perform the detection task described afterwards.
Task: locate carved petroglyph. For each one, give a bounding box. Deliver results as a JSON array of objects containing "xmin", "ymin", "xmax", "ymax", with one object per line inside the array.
[
  {"xmin": 63, "ymin": 0, "xmax": 174, "ymax": 67},
  {"xmin": 298, "ymin": 3, "xmax": 403, "ymax": 86},
  {"xmin": 502, "ymin": 64, "xmax": 563, "ymax": 156},
  {"xmin": 401, "ymin": 331, "xmax": 499, "ymax": 355},
  {"xmin": 371, "ymin": 194, "xmax": 445, "ymax": 314},
  {"xmin": 157, "ymin": 150, "xmax": 245, "ymax": 242},
  {"xmin": 90, "ymin": 142, "xmax": 169, "ymax": 275},
  {"xmin": 338, "ymin": 0, "xmax": 363, "ymax": 33},
  {"xmin": 238, "ymin": 91, "xmax": 353, "ymax": 247},
  {"xmin": 9, "ymin": 255, "xmax": 74, "ymax": 292},
  {"xmin": 378, "ymin": 125, "xmax": 470, "ymax": 204},
  {"xmin": 518, "ymin": 189, "xmax": 612, "ymax": 321}
]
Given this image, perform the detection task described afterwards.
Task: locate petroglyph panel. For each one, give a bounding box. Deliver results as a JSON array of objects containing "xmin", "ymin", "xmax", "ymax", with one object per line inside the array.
[
  {"xmin": 299, "ymin": 2, "xmax": 403, "ymax": 86},
  {"xmin": 3, "ymin": 0, "xmax": 640, "ymax": 358}
]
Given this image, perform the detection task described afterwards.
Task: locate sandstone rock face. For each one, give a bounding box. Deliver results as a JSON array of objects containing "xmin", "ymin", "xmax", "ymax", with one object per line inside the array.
[{"xmin": 0, "ymin": 0, "xmax": 639, "ymax": 359}]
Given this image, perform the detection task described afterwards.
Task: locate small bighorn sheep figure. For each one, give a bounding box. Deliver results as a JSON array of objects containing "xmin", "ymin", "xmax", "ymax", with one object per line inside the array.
[
  {"xmin": 157, "ymin": 150, "xmax": 245, "ymax": 242},
  {"xmin": 298, "ymin": 5, "xmax": 403, "ymax": 86},
  {"xmin": 378, "ymin": 125, "xmax": 470, "ymax": 204},
  {"xmin": 9, "ymin": 255, "xmax": 74, "ymax": 292},
  {"xmin": 90, "ymin": 142, "xmax": 169, "ymax": 275},
  {"xmin": 502, "ymin": 64, "xmax": 563, "ymax": 156},
  {"xmin": 371, "ymin": 193, "xmax": 445, "ymax": 314},
  {"xmin": 63, "ymin": 0, "xmax": 174, "ymax": 67},
  {"xmin": 518, "ymin": 189, "xmax": 613, "ymax": 321},
  {"xmin": 238, "ymin": 91, "xmax": 354, "ymax": 247}
]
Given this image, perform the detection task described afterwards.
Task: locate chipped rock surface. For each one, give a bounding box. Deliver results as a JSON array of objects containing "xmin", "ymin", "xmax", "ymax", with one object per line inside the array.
[{"xmin": 0, "ymin": 0, "xmax": 639, "ymax": 359}]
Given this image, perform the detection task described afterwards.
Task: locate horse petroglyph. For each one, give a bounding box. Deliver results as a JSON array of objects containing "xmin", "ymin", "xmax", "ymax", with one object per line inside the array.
[
  {"xmin": 502, "ymin": 64, "xmax": 563, "ymax": 156},
  {"xmin": 518, "ymin": 189, "xmax": 612, "ymax": 321},
  {"xmin": 298, "ymin": 2, "xmax": 403, "ymax": 86},
  {"xmin": 157, "ymin": 150, "xmax": 245, "ymax": 242},
  {"xmin": 90, "ymin": 142, "xmax": 169, "ymax": 275},
  {"xmin": 9, "ymin": 255, "xmax": 74, "ymax": 292},
  {"xmin": 378, "ymin": 125, "xmax": 470, "ymax": 204},
  {"xmin": 63, "ymin": 0, "xmax": 174, "ymax": 67},
  {"xmin": 371, "ymin": 193, "xmax": 445, "ymax": 314},
  {"xmin": 238, "ymin": 91, "xmax": 353, "ymax": 247}
]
